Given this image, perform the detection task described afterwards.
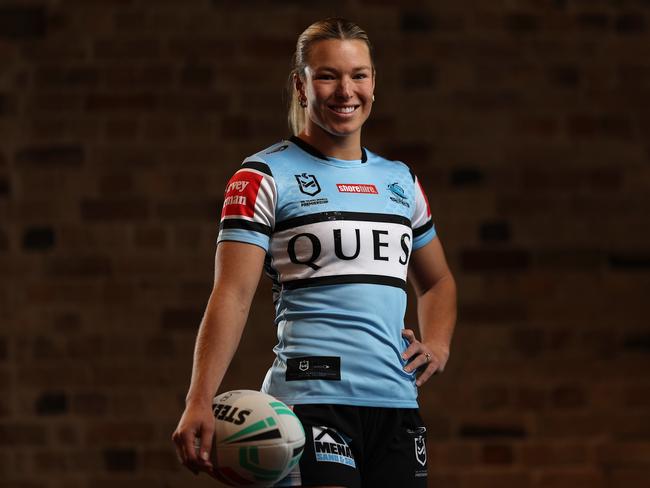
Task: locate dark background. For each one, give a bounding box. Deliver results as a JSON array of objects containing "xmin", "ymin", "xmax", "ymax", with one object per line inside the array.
[{"xmin": 1, "ymin": 1, "xmax": 649, "ymax": 487}]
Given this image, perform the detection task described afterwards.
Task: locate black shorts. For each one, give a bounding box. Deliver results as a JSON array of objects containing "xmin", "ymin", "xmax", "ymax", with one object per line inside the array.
[{"xmin": 275, "ymin": 404, "xmax": 428, "ymax": 488}]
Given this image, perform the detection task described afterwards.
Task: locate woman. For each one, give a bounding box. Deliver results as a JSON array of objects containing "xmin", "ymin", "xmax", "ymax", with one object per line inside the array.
[{"xmin": 172, "ymin": 18, "xmax": 457, "ymax": 488}]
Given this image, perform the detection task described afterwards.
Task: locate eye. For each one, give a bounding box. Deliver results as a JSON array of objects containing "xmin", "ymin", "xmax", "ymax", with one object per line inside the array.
[
  {"xmin": 315, "ymin": 73, "xmax": 335, "ymax": 80},
  {"xmin": 353, "ymin": 73, "xmax": 368, "ymax": 80}
]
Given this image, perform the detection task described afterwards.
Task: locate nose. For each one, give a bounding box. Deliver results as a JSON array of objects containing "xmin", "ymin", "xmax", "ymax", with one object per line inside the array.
[{"xmin": 336, "ymin": 76, "xmax": 353, "ymax": 100}]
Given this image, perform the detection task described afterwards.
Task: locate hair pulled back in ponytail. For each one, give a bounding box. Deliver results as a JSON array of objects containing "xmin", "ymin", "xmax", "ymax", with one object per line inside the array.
[{"xmin": 287, "ymin": 18, "xmax": 374, "ymax": 136}]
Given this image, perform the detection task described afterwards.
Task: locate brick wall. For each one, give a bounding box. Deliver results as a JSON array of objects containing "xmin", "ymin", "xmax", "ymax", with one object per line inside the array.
[{"xmin": 1, "ymin": 1, "xmax": 649, "ymax": 487}]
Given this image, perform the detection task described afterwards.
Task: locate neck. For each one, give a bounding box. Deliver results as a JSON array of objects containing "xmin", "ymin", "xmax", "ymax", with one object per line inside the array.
[{"xmin": 299, "ymin": 125, "xmax": 362, "ymax": 161}]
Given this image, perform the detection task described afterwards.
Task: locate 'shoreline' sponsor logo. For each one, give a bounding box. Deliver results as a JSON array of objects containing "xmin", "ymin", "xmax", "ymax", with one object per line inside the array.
[{"xmin": 336, "ymin": 183, "xmax": 378, "ymax": 194}]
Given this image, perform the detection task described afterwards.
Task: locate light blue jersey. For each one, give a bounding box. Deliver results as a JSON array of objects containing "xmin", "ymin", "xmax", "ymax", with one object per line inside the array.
[{"xmin": 218, "ymin": 136, "xmax": 437, "ymax": 408}]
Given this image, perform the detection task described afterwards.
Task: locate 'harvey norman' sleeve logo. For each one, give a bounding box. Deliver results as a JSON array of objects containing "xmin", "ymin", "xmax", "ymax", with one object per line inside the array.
[{"xmin": 221, "ymin": 170, "xmax": 263, "ymax": 219}]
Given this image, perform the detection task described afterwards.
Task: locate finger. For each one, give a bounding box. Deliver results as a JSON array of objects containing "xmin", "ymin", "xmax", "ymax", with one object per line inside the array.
[
  {"xmin": 172, "ymin": 431, "xmax": 185, "ymax": 465},
  {"xmin": 401, "ymin": 328, "xmax": 416, "ymax": 342},
  {"xmin": 401, "ymin": 341, "xmax": 422, "ymax": 362},
  {"xmin": 178, "ymin": 438, "xmax": 198, "ymax": 475},
  {"xmin": 403, "ymin": 351, "xmax": 430, "ymax": 372},
  {"xmin": 182, "ymin": 432, "xmax": 201, "ymax": 475},
  {"xmin": 416, "ymin": 361, "xmax": 438, "ymax": 387},
  {"xmin": 198, "ymin": 426, "xmax": 214, "ymax": 468}
]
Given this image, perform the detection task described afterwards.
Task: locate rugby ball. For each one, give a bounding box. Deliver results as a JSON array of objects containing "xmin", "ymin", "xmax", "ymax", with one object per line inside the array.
[{"xmin": 211, "ymin": 390, "xmax": 305, "ymax": 487}]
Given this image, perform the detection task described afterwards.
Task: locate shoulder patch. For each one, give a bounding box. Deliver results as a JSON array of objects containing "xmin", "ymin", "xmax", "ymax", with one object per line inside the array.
[{"xmin": 221, "ymin": 170, "xmax": 264, "ymax": 219}]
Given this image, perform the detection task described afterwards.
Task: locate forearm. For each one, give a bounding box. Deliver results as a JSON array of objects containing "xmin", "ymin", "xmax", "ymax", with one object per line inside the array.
[
  {"xmin": 185, "ymin": 286, "xmax": 253, "ymax": 406},
  {"xmin": 417, "ymin": 274, "xmax": 457, "ymax": 358}
]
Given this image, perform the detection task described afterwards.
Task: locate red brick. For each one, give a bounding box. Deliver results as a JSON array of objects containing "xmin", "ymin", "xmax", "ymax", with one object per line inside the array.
[
  {"xmin": 167, "ymin": 37, "xmax": 236, "ymax": 58},
  {"xmin": 0, "ymin": 423, "xmax": 47, "ymax": 445},
  {"xmin": 133, "ymin": 226, "xmax": 168, "ymax": 249},
  {"xmin": 461, "ymin": 249, "xmax": 531, "ymax": 272},
  {"xmin": 158, "ymin": 93, "xmax": 229, "ymax": 112},
  {"xmin": 482, "ymin": 444, "xmax": 514, "ymax": 464},
  {"xmin": 478, "ymin": 385, "xmax": 510, "ymax": 411},
  {"xmin": 460, "ymin": 471, "xmax": 532, "ymax": 488},
  {"xmin": 535, "ymin": 469, "xmax": 605, "ymax": 488},
  {"xmin": 104, "ymin": 119, "xmax": 139, "ymax": 141},
  {"xmin": 85, "ymin": 422, "xmax": 155, "ymax": 444},
  {"xmin": 81, "ymin": 198, "xmax": 150, "ymax": 221},
  {"xmin": 56, "ymin": 424, "xmax": 79, "ymax": 446},
  {"xmin": 156, "ymin": 199, "xmax": 217, "ymax": 221},
  {"xmin": 103, "ymin": 65, "xmax": 173, "ymax": 88},
  {"xmin": 551, "ymin": 385, "xmax": 587, "ymax": 409},
  {"xmin": 32, "ymin": 450, "xmax": 68, "ymax": 472},
  {"xmin": 141, "ymin": 448, "xmax": 178, "ymax": 471},
  {"xmin": 87, "ymin": 478, "xmax": 158, "ymax": 488},
  {"xmin": 521, "ymin": 442, "xmax": 588, "ymax": 467},
  {"xmin": 142, "ymin": 118, "xmax": 178, "ymax": 141},
  {"xmin": 536, "ymin": 414, "xmax": 612, "ymax": 438},
  {"xmin": 625, "ymin": 386, "xmax": 650, "ymax": 408},
  {"xmin": 72, "ymin": 392, "xmax": 108, "ymax": 416},
  {"xmin": 0, "ymin": 6, "xmax": 46, "ymax": 39},
  {"xmin": 44, "ymin": 256, "xmax": 112, "ymax": 277},
  {"xmin": 609, "ymin": 468, "xmax": 650, "ymax": 488},
  {"xmin": 93, "ymin": 39, "xmax": 160, "ymax": 59},
  {"xmin": 85, "ymin": 93, "xmax": 157, "ymax": 112},
  {"xmin": 597, "ymin": 441, "xmax": 650, "ymax": 466}
]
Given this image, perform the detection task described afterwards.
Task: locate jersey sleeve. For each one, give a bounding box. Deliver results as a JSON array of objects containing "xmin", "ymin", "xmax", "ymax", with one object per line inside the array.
[
  {"xmin": 217, "ymin": 160, "xmax": 276, "ymax": 251},
  {"xmin": 412, "ymin": 175, "xmax": 436, "ymax": 250}
]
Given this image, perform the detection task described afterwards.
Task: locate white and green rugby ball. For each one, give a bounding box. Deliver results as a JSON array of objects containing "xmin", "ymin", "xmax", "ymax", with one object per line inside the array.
[{"xmin": 211, "ymin": 390, "xmax": 305, "ymax": 487}]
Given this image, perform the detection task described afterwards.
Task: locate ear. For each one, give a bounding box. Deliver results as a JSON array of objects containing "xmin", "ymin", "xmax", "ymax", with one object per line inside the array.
[{"xmin": 294, "ymin": 73, "xmax": 305, "ymax": 98}]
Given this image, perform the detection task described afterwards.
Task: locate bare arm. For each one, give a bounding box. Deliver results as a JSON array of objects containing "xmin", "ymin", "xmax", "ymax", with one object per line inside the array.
[
  {"xmin": 172, "ymin": 241, "xmax": 266, "ymax": 475},
  {"xmin": 402, "ymin": 236, "xmax": 457, "ymax": 386}
]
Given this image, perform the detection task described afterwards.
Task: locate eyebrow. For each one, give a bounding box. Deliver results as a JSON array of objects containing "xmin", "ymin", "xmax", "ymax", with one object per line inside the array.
[{"xmin": 314, "ymin": 65, "xmax": 373, "ymax": 72}]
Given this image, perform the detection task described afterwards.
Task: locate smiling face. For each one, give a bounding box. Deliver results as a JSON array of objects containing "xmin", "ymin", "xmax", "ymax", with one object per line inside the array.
[{"xmin": 297, "ymin": 39, "xmax": 375, "ymax": 142}]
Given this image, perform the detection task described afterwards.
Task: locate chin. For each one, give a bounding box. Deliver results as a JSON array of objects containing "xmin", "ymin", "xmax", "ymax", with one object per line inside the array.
[{"xmin": 324, "ymin": 121, "xmax": 364, "ymax": 137}]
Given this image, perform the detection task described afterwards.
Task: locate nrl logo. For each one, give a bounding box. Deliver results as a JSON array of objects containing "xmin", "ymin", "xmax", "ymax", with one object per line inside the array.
[
  {"xmin": 299, "ymin": 360, "xmax": 309, "ymax": 372},
  {"xmin": 414, "ymin": 435, "xmax": 426, "ymax": 466},
  {"xmin": 295, "ymin": 173, "xmax": 321, "ymax": 196}
]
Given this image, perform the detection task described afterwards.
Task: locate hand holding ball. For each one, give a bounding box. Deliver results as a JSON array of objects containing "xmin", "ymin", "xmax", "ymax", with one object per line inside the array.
[{"xmin": 209, "ymin": 390, "xmax": 305, "ymax": 487}]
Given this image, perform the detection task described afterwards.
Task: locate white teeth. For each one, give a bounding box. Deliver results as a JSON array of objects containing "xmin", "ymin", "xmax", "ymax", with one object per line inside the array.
[{"xmin": 332, "ymin": 106, "xmax": 356, "ymax": 113}]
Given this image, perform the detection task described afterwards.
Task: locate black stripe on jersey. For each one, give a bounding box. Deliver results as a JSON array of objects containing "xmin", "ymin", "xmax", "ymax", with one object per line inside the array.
[
  {"xmin": 220, "ymin": 219, "xmax": 272, "ymax": 236},
  {"xmin": 289, "ymin": 135, "xmax": 368, "ymax": 164},
  {"xmin": 275, "ymin": 211, "xmax": 411, "ymax": 233},
  {"xmin": 241, "ymin": 160, "xmax": 272, "ymax": 176},
  {"xmin": 413, "ymin": 220, "xmax": 434, "ymax": 238},
  {"xmin": 408, "ymin": 166, "xmax": 416, "ymax": 182},
  {"xmin": 283, "ymin": 274, "xmax": 407, "ymax": 291}
]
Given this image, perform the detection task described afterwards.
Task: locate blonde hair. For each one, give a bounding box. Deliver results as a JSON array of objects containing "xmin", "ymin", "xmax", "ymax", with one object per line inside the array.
[{"xmin": 287, "ymin": 18, "xmax": 375, "ymax": 136}]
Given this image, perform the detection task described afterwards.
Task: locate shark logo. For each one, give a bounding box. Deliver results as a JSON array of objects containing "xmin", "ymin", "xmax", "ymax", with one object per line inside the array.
[
  {"xmin": 388, "ymin": 182, "xmax": 406, "ymax": 199},
  {"xmin": 388, "ymin": 182, "xmax": 410, "ymax": 208}
]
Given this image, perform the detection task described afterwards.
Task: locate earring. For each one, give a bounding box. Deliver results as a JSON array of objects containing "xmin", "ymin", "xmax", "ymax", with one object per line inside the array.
[
  {"xmin": 299, "ymin": 96, "xmax": 307, "ymax": 108},
  {"xmin": 372, "ymin": 94, "xmax": 375, "ymax": 102}
]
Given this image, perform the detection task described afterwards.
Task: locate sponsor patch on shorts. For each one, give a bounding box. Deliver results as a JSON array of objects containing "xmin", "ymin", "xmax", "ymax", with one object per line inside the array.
[{"xmin": 312, "ymin": 426, "xmax": 356, "ymax": 467}]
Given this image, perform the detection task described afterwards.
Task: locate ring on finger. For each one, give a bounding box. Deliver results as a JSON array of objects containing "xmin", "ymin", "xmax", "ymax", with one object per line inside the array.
[{"xmin": 424, "ymin": 352, "xmax": 432, "ymax": 363}]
